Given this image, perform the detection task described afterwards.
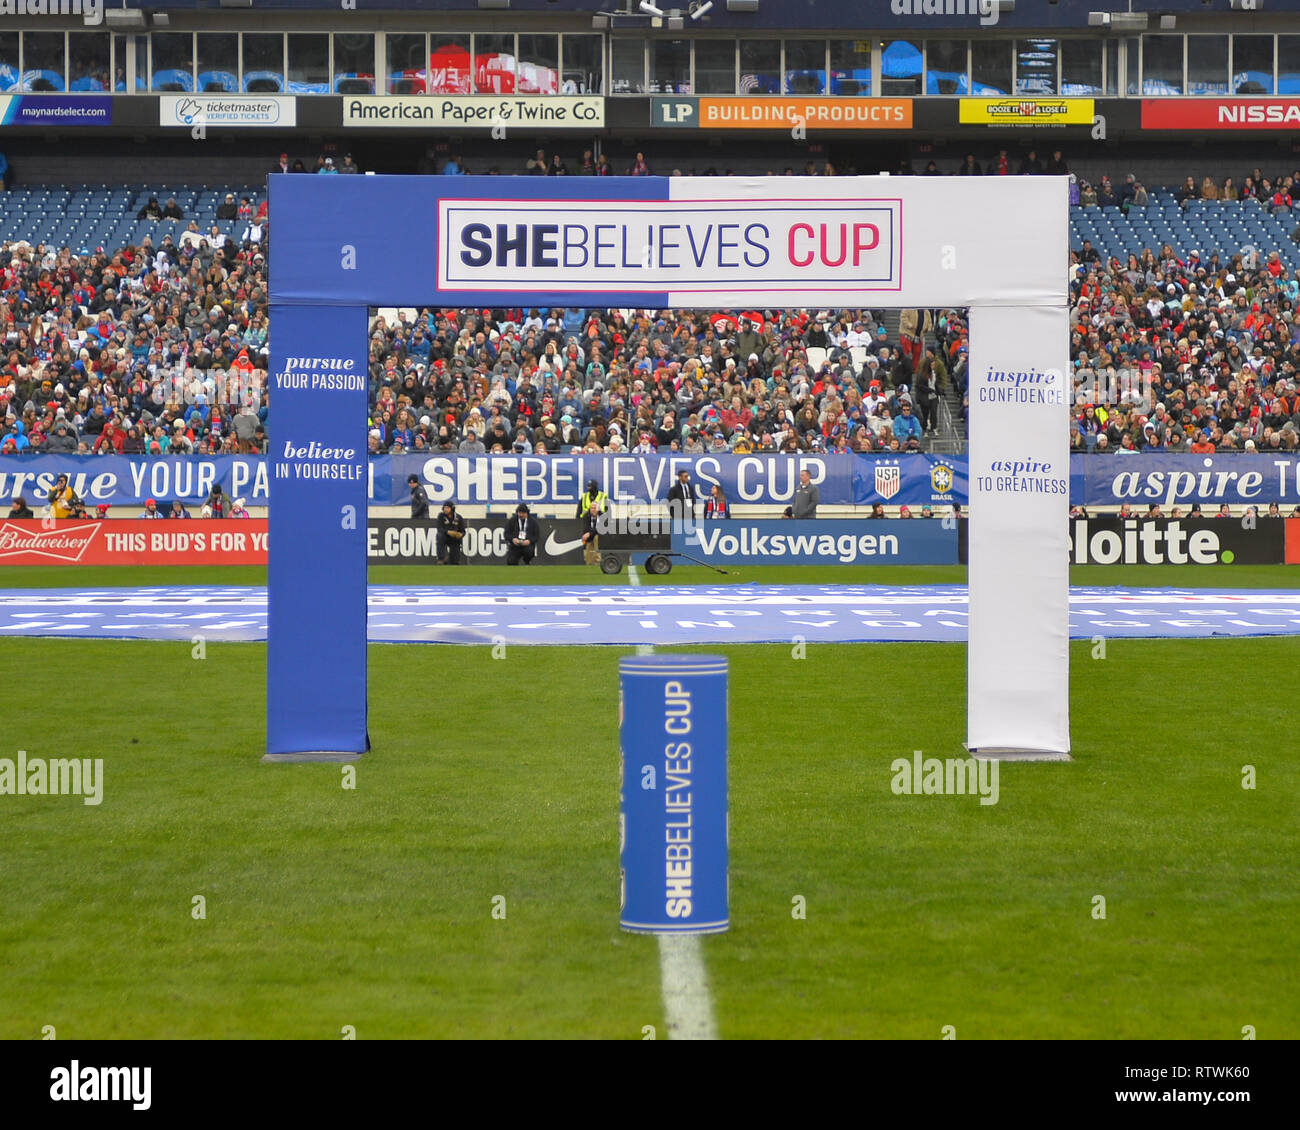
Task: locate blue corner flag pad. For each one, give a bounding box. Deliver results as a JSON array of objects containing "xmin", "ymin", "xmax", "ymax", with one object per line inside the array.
[{"xmin": 619, "ymin": 654, "xmax": 729, "ymax": 935}]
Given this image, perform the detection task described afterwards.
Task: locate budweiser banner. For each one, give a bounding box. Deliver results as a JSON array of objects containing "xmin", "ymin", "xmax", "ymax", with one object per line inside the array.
[{"xmin": 0, "ymin": 519, "xmax": 269, "ymax": 566}]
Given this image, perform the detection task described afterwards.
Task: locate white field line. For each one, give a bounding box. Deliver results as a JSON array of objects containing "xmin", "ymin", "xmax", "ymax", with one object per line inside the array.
[
  {"xmin": 656, "ymin": 933, "xmax": 719, "ymax": 1040},
  {"xmin": 626, "ymin": 564, "xmax": 719, "ymax": 1040}
]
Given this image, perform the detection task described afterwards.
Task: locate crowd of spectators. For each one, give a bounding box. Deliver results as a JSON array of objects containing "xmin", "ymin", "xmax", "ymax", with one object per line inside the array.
[
  {"xmin": 0, "ymin": 225, "xmax": 269, "ymax": 458},
  {"xmin": 4, "ymin": 152, "xmax": 1300, "ymax": 463},
  {"xmin": 1066, "ymin": 239, "xmax": 1300, "ymax": 455},
  {"xmin": 363, "ymin": 305, "xmax": 962, "ymax": 457},
  {"xmin": 1074, "ymin": 165, "xmax": 1300, "ymax": 217}
]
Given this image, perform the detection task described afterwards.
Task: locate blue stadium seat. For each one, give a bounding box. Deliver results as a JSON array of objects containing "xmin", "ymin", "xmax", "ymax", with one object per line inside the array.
[
  {"xmin": 243, "ymin": 71, "xmax": 284, "ymax": 93},
  {"xmin": 198, "ymin": 70, "xmax": 238, "ymax": 93},
  {"xmin": 334, "ymin": 73, "xmax": 375, "ymax": 94},
  {"xmin": 880, "ymin": 41, "xmax": 922, "ymax": 81},
  {"xmin": 151, "ymin": 68, "xmax": 194, "ymax": 92},
  {"xmin": 21, "ymin": 69, "xmax": 65, "ymax": 92}
]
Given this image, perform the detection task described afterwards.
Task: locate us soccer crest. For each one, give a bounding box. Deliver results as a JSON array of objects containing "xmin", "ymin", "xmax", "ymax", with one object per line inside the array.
[
  {"xmin": 930, "ymin": 462, "xmax": 954, "ymax": 496},
  {"xmin": 875, "ymin": 462, "xmax": 901, "ymax": 500}
]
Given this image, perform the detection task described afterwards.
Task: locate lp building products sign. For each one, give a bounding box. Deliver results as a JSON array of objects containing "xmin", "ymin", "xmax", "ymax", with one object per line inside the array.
[
  {"xmin": 651, "ymin": 97, "xmax": 912, "ymax": 130},
  {"xmin": 344, "ymin": 96, "xmax": 604, "ymax": 128}
]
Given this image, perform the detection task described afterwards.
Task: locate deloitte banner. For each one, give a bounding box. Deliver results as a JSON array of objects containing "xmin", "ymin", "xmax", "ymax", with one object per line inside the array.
[
  {"xmin": 673, "ymin": 519, "xmax": 957, "ymax": 565},
  {"xmin": 1069, "ymin": 517, "xmax": 1286, "ymax": 566}
]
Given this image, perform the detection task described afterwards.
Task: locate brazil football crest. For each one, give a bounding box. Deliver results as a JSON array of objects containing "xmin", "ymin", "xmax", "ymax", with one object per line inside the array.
[
  {"xmin": 875, "ymin": 462, "xmax": 901, "ymax": 500},
  {"xmin": 930, "ymin": 462, "xmax": 954, "ymax": 497}
]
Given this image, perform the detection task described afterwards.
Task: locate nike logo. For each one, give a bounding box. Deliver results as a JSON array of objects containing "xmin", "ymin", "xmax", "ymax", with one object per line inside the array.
[{"xmin": 544, "ymin": 532, "xmax": 586, "ymax": 556}]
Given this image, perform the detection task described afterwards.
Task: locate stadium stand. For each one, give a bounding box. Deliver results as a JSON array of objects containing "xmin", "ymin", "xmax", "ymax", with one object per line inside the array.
[
  {"xmin": 2, "ymin": 160, "xmax": 1299, "ymax": 473},
  {"xmin": 1069, "ymin": 192, "xmax": 1300, "ymax": 274}
]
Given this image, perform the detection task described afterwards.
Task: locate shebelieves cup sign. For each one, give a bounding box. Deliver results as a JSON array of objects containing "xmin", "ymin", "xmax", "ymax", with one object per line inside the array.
[{"xmin": 436, "ymin": 196, "xmax": 902, "ymax": 300}]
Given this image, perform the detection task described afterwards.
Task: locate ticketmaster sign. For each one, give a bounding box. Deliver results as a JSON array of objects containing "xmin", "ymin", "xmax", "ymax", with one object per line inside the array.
[{"xmin": 160, "ymin": 95, "xmax": 295, "ymax": 128}]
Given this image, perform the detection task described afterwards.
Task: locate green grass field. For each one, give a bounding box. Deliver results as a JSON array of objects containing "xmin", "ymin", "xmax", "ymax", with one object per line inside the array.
[{"xmin": 1, "ymin": 564, "xmax": 1297, "ymax": 1039}]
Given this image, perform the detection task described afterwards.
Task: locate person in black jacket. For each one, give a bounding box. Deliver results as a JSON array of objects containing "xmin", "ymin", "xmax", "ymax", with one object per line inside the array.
[
  {"xmin": 914, "ymin": 369, "xmax": 940, "ymax": 436},
  {"xmin": 437, "ymin": 501, "xmax": 466, "ymax": 564},
  {"xmin": 8, "ymin": 496, "xmax": 34, "ymax": 519},
  {"xmin": 408, "ymin": 474, "xmax": 429, "ymax": 520},
  {"xmin": 506, "ymin": 503, "xmax": 540, "ymax": 565}
]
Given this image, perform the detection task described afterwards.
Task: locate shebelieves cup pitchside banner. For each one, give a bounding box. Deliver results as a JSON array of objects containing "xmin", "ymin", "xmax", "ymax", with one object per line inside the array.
[
  {"xmin": 0, "ymin": 453, "xmax": 945, "ymax": 507},
  {"xmin": 0, "ymin": 455, "xmax": 268, "ymax": 506},
  {"xmin": 11, "ymin": 454, "xmax": 1300, "ymax": 508},
  {"xmin": 1077, "ymin": 456, "xmax": 1300, "ymax": 508},
  {"xmin": 388, "ymin": 453, "xmax": 852, "ymax": 506},
  {"xmin": 673, "ymin": 520, "xmax": 957, "ymax": 566},
  {"xmin": 383, "ymin": 453, "xmax": 965, "ymax": 507}
]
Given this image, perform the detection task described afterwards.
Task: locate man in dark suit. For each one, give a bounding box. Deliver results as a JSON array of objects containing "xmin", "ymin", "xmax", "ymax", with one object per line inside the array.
[
  {"xmin": 506, "ymin": 503, "xmax": 540, "ymax": 565},
  {"xmin": 666, "ymin": 468, "xmax": 699, "ymax": 521}
]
